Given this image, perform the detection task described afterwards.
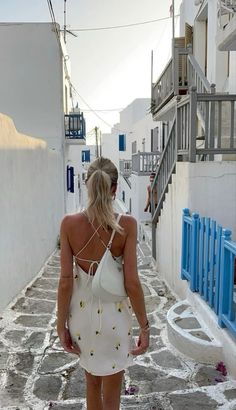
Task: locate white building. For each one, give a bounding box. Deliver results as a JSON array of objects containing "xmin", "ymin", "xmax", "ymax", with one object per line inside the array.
[
  {"xmin": 0, "ymin": 22, "xmax": 90, "ymax": 216},
  {"xmin": 150, "ymin": 0, "xmax": 236, "ymax": 376},
  {"xmin": 0, "ymin": 22, "xmax": 90, "ymax": 311},
  {"xmin": 102, "ymin": 98, "xmax": 160, "ymax": 220}
]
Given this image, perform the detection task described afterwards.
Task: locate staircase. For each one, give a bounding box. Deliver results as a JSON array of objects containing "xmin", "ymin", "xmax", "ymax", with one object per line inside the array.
[{"xmin": 151, "ymin": 50, "xmax": 236, "ymax": 258}]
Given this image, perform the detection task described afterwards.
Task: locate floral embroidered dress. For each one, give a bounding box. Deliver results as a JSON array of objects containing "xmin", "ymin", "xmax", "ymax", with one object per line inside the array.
[{"xmin": 68, "ymin": 215, "xmax": 133, "ymax": 376}]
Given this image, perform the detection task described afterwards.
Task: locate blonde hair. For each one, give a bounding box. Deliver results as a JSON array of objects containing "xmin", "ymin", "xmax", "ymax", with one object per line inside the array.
[{"xmin": 86, "ymin": 157, "xmax": 123, "ymax": 233}]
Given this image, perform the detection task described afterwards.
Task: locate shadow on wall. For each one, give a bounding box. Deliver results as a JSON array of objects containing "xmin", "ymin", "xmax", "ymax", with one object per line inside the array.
[{"xmin": 0, "ymin": 113, "xmax": 64, "ymax": 312}]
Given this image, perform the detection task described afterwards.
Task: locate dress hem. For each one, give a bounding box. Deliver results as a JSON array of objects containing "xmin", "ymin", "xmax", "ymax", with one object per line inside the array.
[{"xmin": 78, "ymin": 360, "xmax": 133, "ymax": 376}]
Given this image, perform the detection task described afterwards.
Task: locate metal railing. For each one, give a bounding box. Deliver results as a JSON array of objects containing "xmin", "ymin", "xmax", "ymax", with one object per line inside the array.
[
  {"xmin": 152, "ymin": 48, "xmax": 189, "ymax": 114},
  {"xmin": 151, "ymin": 88, "xmax": 236, "ymax": 224},
  {"xmin": 119, "ymin": 159, "xmax": 132, "ymax": 177},
  {"xmin": 132, "ymin": 152, "xmax": 160, "ymax": 175},
  {"xmin": 65, "ymin": 113, "xmax": 86, "ymax": 139},
  {"xmin": 181, "ymin": 208, "xmax": 236, "ymax": 338}
]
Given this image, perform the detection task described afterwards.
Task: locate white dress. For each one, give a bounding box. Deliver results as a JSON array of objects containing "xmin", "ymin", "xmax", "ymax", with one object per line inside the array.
[{"xmin": 68, "ymin": 217, "xmax": 133, "ymax": 376}]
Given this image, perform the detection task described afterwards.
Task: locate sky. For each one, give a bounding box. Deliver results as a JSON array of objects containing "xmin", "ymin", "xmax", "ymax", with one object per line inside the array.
[{"xmin": 0, "ymin": 0, "xmax": 182, "ymax": 137}]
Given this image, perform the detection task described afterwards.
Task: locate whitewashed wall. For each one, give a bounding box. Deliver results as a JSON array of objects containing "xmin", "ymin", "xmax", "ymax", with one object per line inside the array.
[
  {"xmin": 0, "ymin": 114, "xmax": 64, "ymax": 312},
  {"xmin": 119, "ymin": 99, "xmax": 150, "ymax": 134},
  {"xmin": 130, "ymin": 114, "xmax": 156, "ymax": 154},
  {"xmin": 118, "ymin": 177, "xmax": 131, "ymax": 214},
  {"xmin": 101, "ymin": 131, "xmax": 120, "ymax": 170},
  {"xmin": 130, "ymin": 174, "xmax": 151, "ymax": 223},
  {"xmin": 156, "ymin": 161, "xmax": 236, "ymax": 300},
  {"xmin": 180, "ymin": 0, "xmax": 231, "ymax": 92},
  {"xmin": 0, "ymin": 23, "xmax": 65, "ymax": 151},
  {"xmin": 65, "ymin": 144, "xmax": 96, "ymax": 213}
]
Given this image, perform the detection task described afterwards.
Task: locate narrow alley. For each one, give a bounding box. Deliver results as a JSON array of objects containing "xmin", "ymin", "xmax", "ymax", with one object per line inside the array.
[{"xmin": 0, "ymin": 237, "xmax": 236, "ymax": 410}]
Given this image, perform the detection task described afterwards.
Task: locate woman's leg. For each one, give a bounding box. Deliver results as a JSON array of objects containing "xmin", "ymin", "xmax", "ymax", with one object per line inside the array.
[
  {"xmin": 102, "ymin": 370, "xmax": 124, "ymax": 410},
  {"xmin": 85, "ymin": 370, "xmax": 103, "ymax": 410}
]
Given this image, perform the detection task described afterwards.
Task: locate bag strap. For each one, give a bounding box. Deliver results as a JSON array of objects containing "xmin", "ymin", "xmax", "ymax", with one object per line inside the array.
[{"xmin": 107, "ymin": 214, "xmax": 122, "ymax": 249}]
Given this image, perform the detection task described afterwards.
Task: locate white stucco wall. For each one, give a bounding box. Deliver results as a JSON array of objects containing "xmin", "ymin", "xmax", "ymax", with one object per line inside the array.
[
  {"xmin": 229, "ymin": 51, "xmax": 236, "ymax": 93},
  {"xmin": 118, "ymin": 177, "xmax": 131, "ymax": 214},
  {"xmin": 101, "ymin": 132, "xmax": 120, "ymax": 170},
  {"xmin": 119, "ymin": 99, "xmax": 150, "ymax": 133},
  {"xmin": 179, "ymin": 0, "xmax": 197, "ymax": 35},
  {"xmin": 130, "ymin": 114, "xmax": 156, "ymax": 153},
  {"xmin": 0, "ymin": 23, "xmax": 65, "ymax": 151},
  {"xmin": 0, "ymin": 114, "xmax": 64, "ymax": 312},
  {"xmin": 156, "ymin": 161, "xmax": 236, "ymax": 300},
  {"xmin": 130, "ymin": 174, "xmax": 151, "ymax": 223},
  {"xmin": 65, "ymin": 144, "xmax": 96, "ymax": 213}
]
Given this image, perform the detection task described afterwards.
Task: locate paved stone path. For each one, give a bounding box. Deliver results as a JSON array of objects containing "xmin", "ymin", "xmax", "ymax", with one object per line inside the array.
[{"xmin": 0, "ymin": 241, "xmax": 236, "ymax": 409}]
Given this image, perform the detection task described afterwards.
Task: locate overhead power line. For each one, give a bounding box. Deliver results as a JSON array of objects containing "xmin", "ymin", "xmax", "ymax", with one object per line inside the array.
[
  {"xmin": 70, "ymin": 15, "xmax": 180, "ymax": 32},
  {"xmin": 71, "ymin": 85, "xmax": 127, "ymax": 133}
]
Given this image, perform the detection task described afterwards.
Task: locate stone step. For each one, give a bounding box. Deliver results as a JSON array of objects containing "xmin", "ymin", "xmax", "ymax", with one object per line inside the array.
[{"xmin": 167, "ymin": 300, "xmax": 223, "ymax": 365}]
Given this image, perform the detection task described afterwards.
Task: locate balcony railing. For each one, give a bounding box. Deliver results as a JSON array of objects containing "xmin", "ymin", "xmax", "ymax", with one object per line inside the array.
[
  {"xmin": 132, "ymin": 152, "xmax": 160, "ymax": 175},
  {"xmin": 152, "ymin": 88, "xmax": 236, "ymax": 226},
  {"xmin": 65, "ymin": 113, "xmax": 86, "ymax": 142},
  {"xmin": 119, "ymin": 159, "xmax": 132, "ymax": 177},
  {"xmin": 152, "ymin": 47, "xmax": 189, "ymax": 115}
]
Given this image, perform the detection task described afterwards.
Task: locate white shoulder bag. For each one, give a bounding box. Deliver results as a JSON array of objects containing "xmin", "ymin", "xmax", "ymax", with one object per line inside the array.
[{"xmin": 92, "ymin": 214, "xmax": 127, "ymax": 303}]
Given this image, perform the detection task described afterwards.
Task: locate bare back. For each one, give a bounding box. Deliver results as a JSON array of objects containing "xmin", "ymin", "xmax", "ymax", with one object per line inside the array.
[{"xmin": 64, "ymin": 212, "xmax": 130, "ymax": 274}]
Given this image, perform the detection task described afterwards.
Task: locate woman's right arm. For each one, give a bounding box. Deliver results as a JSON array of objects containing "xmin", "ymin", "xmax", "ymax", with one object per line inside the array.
[
  {"xmin": 123, "ymin": 217, "xmax": 149, "ymax": 355},
  {"xmin": 144, "ymin": 185, "xmax": 151, "ymax": 212}
]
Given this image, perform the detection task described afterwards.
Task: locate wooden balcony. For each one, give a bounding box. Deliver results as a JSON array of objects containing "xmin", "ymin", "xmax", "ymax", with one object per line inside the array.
[
  {"xmin": 132, "ymin": 152, "xmax": 160, "ymax": 175},
  {"xmin": 151, "ymin": 46, "xmax": 189, "ymax": 119}
]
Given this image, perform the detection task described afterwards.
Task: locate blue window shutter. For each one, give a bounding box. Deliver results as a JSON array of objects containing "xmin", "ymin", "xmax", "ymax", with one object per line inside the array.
[
  {"xmin": 119, "ymin": 134, "xmax": 126, "ymax": 151},
  {"xmin": 66, "ymin": 165, "xmax": 70, "ymax": 191},
  {"xmin": 70, "ymin": 166, "xmax": 74, "ymax": 193},
  {"xmin": 67, "ymin": 166, "xmax": 74, "ymax": 192},
  {"xmin": 82, "ymin": 150, "xmax": 90, "ymax": 162}
]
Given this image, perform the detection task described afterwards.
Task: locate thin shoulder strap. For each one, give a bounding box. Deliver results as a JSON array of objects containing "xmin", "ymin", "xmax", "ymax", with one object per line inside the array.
[
  {"xmin": 75, "ymin": 224, "xmax": 102, "ymax": 258},
  {"xmin": 107, "ymin": 214, "xmax": 122, "ymax": 249}
]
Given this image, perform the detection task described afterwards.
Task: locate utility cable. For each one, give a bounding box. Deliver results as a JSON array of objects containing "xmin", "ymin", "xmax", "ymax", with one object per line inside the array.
[
  {"xmin": 46, "ymin": 0, "xmax": 75, "ymax": 109},
  {"xmin": 70, "ymin": 15, "xmax": 180, "ymax": 32},
  {"xmin": 71, "ymin": 85, "xmax": 127, "ymax": 133}
]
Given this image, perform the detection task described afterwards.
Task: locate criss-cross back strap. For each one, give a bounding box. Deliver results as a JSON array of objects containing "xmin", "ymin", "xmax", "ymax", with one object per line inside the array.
[
  {"xmin": 74, "ymin": 224, "xmax": 102, "ymax": 258},
  {"xmin": 89, "ymin": 214, "xmax": 122, "ymax": 250}
]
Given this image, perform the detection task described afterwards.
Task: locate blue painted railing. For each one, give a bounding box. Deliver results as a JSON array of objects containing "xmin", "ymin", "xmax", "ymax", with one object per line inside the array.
[{"xmin": 181, "ymin": 208, "xmax": 236, "ymax": 338}]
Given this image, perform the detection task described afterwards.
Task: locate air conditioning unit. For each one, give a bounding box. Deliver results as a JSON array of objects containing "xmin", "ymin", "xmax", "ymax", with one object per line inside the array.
[{"xmin": 194, "ymin": 0, "xmax": 203, "ymax": 5}]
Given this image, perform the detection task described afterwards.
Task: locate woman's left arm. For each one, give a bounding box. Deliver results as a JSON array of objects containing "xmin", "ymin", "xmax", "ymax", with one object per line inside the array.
[{"xmin": 57, "ymin": 216, "xmax": 80, "ymax": 354}]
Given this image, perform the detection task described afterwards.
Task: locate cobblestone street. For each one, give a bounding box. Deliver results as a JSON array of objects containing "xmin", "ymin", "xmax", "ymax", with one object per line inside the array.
[{"xmin": 0, "ymin": 241, "xmax": 236, "ymax": 409}]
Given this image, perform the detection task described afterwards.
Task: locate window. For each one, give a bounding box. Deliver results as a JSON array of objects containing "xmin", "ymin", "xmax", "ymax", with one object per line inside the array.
[
  {"xmin": 122, "ymin": 190, "xmax": 125, "ymax": 202},
  {"xmin": 132, "ymin": 141, "xmax": 137, "ymax": 154},
  {"xmin": 67, "ymin": 166, "xmax": 74, "ymax": 193},
  {"xmin": 82, "ymin": 150, "xmax": 90, "ymax": 162},
  {"xmin": 119, "ymin": 134, "xmax": 126, "ymax": 151}
]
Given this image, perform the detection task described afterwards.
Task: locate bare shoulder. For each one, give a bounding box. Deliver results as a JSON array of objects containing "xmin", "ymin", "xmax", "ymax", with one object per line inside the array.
[
  {"xmin": 60, "ymin": 212, "xmax": 86, "ymax": 232},
  {"xmin": 120, "ymin": 214, "xmax": 137, "ymax": 233}
]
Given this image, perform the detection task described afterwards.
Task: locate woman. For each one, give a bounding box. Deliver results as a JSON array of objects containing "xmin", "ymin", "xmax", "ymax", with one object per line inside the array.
[{"xmin": 57, "ymin": 157, "xmax": 149, "ymax": 410}]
